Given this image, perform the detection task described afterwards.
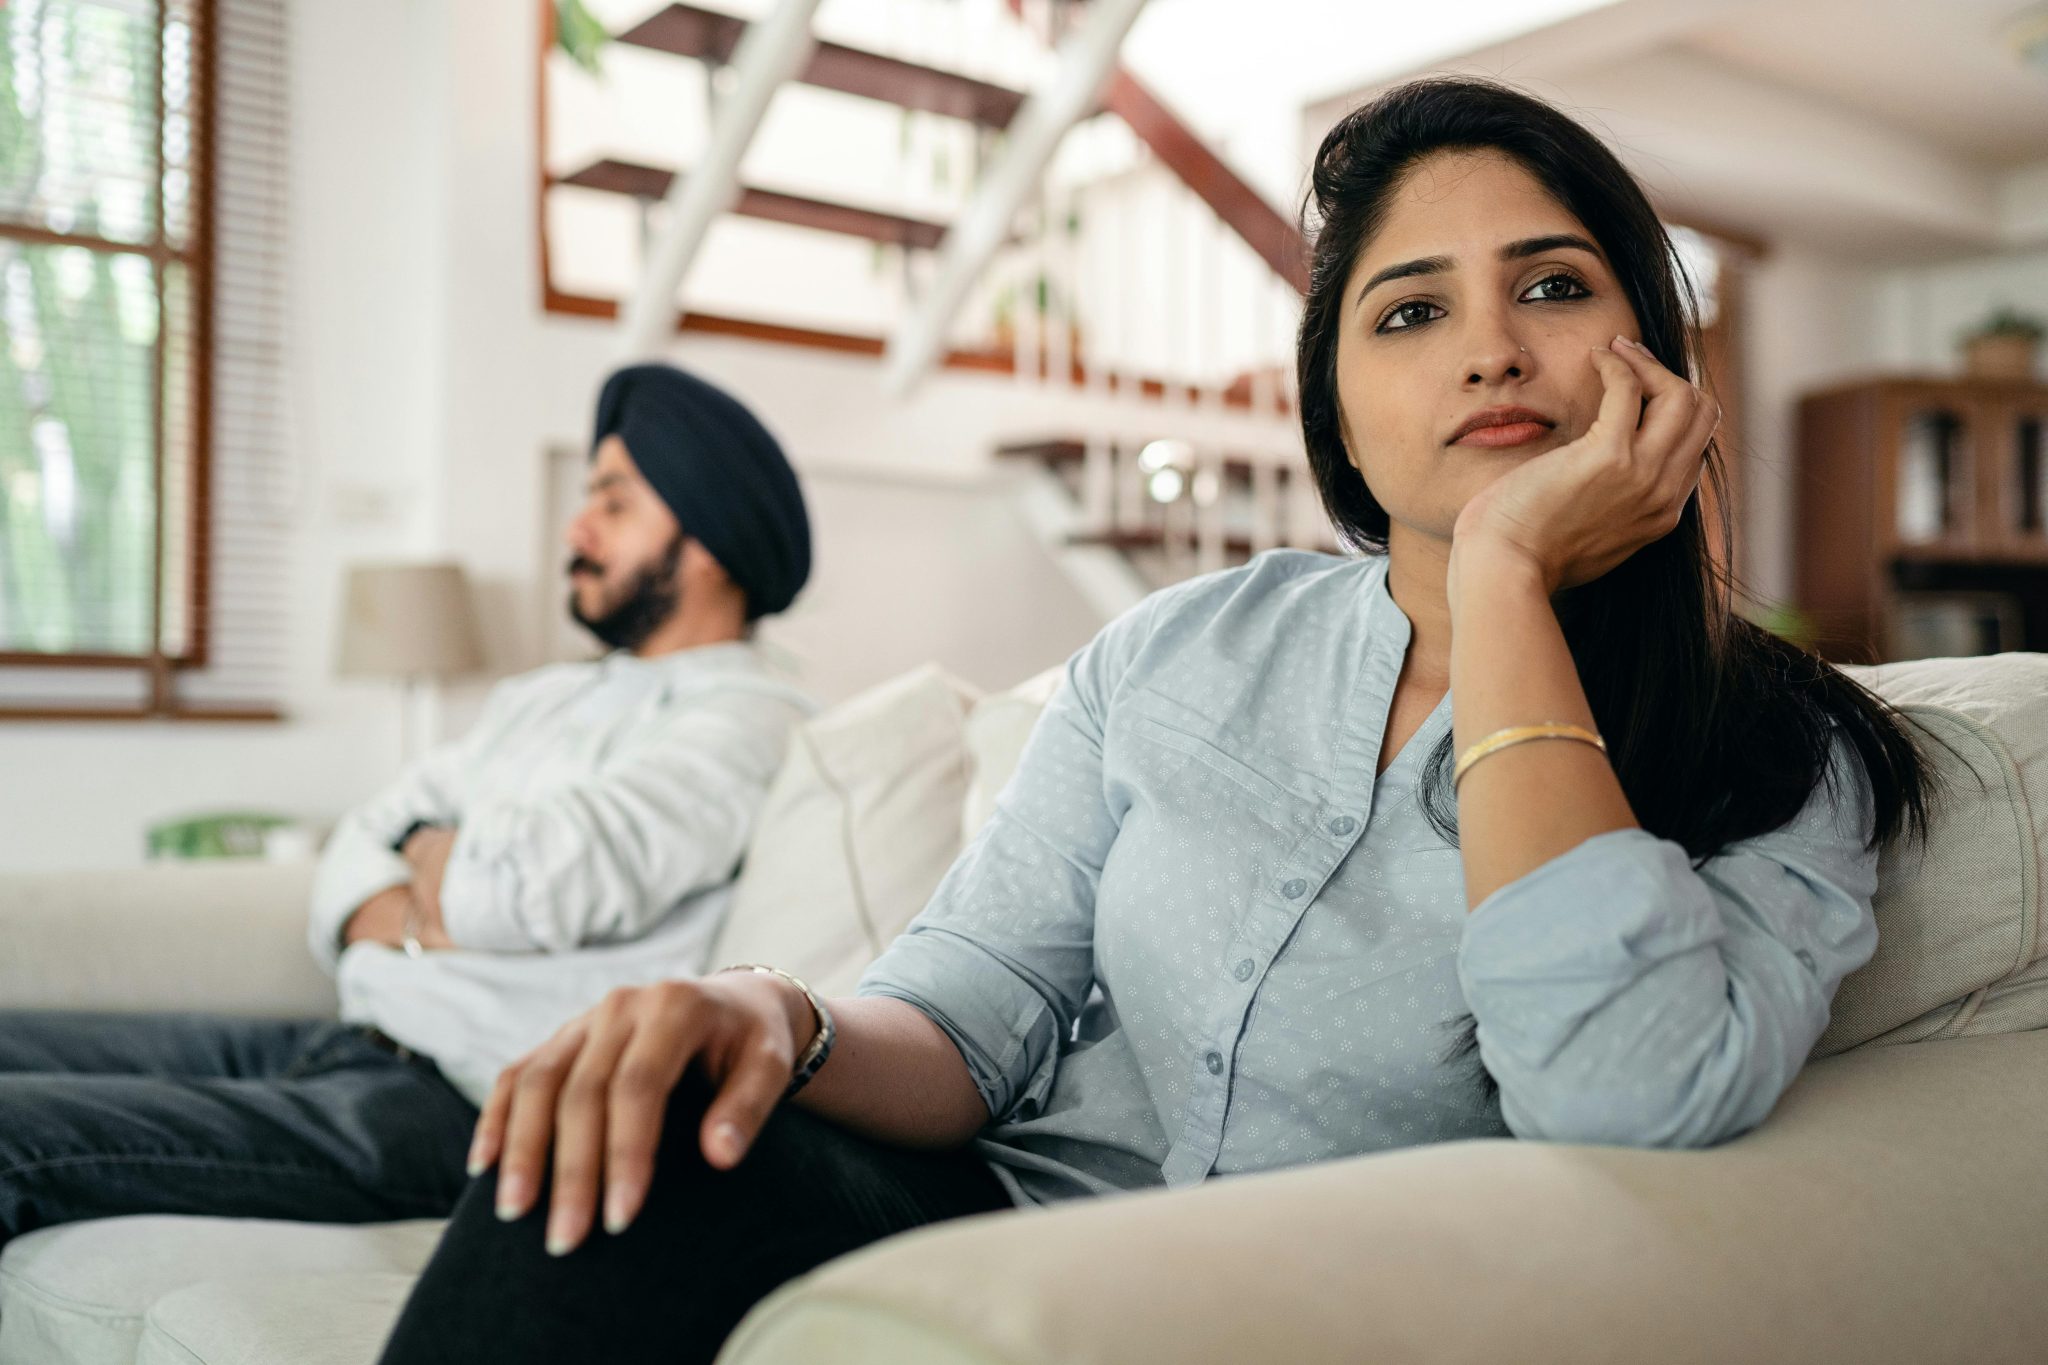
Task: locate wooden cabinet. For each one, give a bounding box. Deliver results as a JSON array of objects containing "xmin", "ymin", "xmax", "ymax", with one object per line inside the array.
[{"xmin": 1795, "ymin": 376, "xmax": 2048, "ymax": 662}]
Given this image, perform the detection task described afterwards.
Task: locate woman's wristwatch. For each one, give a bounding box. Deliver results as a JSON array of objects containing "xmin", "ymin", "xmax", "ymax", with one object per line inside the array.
[{"xmin": 716, "ymin": 963, "xmax": 836, "ymax": 1098}]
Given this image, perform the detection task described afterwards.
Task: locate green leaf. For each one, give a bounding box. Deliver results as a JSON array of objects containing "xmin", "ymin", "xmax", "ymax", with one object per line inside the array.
[{"xmin": 554, "ymin": 0, "xmax": 611, "ymax": 78}]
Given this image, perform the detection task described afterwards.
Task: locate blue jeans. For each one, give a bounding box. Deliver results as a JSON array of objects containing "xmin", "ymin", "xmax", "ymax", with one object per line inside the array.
[{"xmin": 0, "ymin": 1011, "xmax": 478, "ymax": 1249}]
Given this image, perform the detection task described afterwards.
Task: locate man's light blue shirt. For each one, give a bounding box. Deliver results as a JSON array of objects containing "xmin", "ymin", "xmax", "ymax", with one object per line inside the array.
[{"xmin": 858, "ymin": 549, "xmax": 1879, "ymax": 1207}]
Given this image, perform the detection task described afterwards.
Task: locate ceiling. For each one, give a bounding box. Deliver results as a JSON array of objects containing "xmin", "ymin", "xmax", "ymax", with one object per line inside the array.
[
  {"xmin": 1680, "ymin": 0, "xmax": 2048, "ymax": 168},
  {"xmin": 1302, "ymin": 0, "xmax": 2048, "ymax": 259}
]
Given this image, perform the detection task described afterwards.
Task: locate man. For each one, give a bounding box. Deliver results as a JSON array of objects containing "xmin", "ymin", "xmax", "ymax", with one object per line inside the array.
[{"xmin": 0, "ymin": 363, "xmax": 817, "ymax": 1247}]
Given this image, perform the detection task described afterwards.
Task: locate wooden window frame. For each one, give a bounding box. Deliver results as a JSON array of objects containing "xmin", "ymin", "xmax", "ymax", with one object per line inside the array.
[{"xmin": 0, "ymin": 0, "xmax": 249, "ymax": 720}]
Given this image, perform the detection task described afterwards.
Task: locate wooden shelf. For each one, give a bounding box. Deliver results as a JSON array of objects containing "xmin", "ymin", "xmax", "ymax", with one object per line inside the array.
[
  {"xmin": 1889, "ymin": 543, "xmax": 2048, "ymax": 568},
  {"xmin": 1796, "ymin": 375, "xmax": 2048, "ymax": 661},
  {"xmin": 555, "ymin": 158, "xmax": 949, "ymax": 250},
  {"xmin": 617, "ymin": 4, "xmax": 1035, "ymax": 127}
]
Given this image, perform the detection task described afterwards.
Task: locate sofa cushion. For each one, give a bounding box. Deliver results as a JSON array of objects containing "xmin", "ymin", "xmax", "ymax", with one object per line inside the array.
[
  {"xmin": 1819, "ymin": 655, "xmax": 2048, "ymax": 1053},
  {"xmin": 0, "ymin": 1216, "xmax": 441, "ymax": 1365},
  {"xmin": 961, "ymin": 665, "xmax": 1065, "ymax": 842},
  {"xmin": 135, "ymin": 1271, "xmax": 414, "ymax": 1365},
  {"xmin": 712, "ymin": 664, "xmax": 982, "ymax": 998}
]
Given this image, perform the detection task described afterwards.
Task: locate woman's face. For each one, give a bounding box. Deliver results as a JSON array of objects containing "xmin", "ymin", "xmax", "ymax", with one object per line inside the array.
[{"xmin": 1333, "ymin": 150, "xmax": 1644, "ymax": 543}]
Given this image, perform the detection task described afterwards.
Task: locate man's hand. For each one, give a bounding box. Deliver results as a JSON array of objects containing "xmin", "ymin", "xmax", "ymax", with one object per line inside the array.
[
  {"xmin": 342, "ymin": 884, "xmax": 415, "ymax": 948},
  {"xmin": 340, "ymin": 881, "xmax": 455, "ymax": 952},
  {"xmin": 401, "ymin": 827, "xmax": 459, "ymax": 948}
]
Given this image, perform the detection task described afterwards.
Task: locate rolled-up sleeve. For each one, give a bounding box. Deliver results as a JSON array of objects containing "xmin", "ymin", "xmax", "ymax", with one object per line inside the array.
[
  {"xmin": 857, "ymin": 590, "xmax": 1170, "ymax": 1124},
  {"xmin": 1456, "ymin": 728, "xmax": 1880, "ymax": 1149}
]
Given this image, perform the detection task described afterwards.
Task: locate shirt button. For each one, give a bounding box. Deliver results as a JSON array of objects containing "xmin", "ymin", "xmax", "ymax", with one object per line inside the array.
[
  {"xmin": 1280, "ymin": 878, "xmax": 1308, "ymax": 899},
  {"xmin": 1233, "ymin": 958, "xmax": 1255, "ymax": 981},
  {"xmin": 1204, "ymin": 1050, "xmax": 1224, "ymax": 1075},
  {"xmin": 1794, "ymin": 948, "xmax": 1817, "ymax": 972},
  {"xmin": 1328, "ymin": 816, "xmax": 1358, "ymax": 837}
]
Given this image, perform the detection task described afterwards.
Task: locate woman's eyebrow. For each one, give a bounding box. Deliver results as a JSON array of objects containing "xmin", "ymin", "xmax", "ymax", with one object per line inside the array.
[{"xmin": 1353, "ymin": 233, "xmax": 1603, "ymax": 307}]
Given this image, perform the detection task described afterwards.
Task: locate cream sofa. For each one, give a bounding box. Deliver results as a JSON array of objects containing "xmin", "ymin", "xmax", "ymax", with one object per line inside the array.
[{"xmin": 3, "ymin": 654, "xmax": 2047, "ymax": 1365}]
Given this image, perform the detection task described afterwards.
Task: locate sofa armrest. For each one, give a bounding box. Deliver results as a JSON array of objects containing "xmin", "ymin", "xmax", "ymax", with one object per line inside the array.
[
  {"xmin": 721, "ymin": 1030, "xmax": 2048, "ymax": 1365},
  {"xmin": 0, "ymin": 862, "xmax": 336, "ymax": 1018}
]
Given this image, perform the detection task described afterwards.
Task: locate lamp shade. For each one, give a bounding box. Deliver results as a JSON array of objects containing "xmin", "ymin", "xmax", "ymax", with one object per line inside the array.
[{"xmin": 336, "ymin": 562, "xmax": 485, "ymax": 680}]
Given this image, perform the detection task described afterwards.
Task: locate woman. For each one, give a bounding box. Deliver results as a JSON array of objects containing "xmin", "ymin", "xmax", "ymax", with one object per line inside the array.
[{"xmin": 379, "ymin": 76, "xmax": 1941, "ymax": 1364}]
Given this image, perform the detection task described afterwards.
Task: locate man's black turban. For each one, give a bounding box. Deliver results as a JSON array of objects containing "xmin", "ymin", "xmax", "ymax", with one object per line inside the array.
[{"xmin": 591, "ymin": 363, "xmax": 811, "ymax": 620}]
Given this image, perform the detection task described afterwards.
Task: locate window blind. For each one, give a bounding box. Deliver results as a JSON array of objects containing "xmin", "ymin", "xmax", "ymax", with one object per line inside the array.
[{"xmin": 0, "ymin": 0, "xmax": 291, "ymax": 714}]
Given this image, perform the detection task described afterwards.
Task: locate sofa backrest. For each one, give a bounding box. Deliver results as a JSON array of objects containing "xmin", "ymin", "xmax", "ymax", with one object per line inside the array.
[
  {"xmin": 1821, "ymin": 654, "xmax": 2048, "ymax": 1053},
  {"xmin": 710, "ymin": 664, "xmax": 982, "ymax": 997},
  {"xmin": 726, "ymin": 652, "xmax": 2048, "ymax": 1056}
]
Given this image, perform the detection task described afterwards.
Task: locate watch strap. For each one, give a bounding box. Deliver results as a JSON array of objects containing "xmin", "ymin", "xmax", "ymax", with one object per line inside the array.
[{"xmin": 717, "ymin": 963, "xmax": 835, "ymax": 1099}]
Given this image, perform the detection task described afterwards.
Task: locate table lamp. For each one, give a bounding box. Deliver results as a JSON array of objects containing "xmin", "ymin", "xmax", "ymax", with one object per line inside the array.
[{"xmin": 336, "ymin": 562, "xmax": 484, "ymax": 762}]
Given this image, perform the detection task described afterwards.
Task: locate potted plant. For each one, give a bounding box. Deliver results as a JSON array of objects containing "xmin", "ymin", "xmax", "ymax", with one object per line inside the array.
[{"xmin": 1960, "ymin": 307, "xmax": 2045, "ymax": 382}]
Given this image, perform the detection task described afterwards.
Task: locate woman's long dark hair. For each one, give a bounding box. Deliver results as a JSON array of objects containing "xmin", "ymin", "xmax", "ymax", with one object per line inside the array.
[{"xmin": 1294, "ymin": 77, "xmax": 1949, "ymax": 1109}]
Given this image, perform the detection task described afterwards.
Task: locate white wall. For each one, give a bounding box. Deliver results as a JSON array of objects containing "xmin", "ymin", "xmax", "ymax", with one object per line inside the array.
[
  {"xmin": 0, "ymin": 0, "xmax": 1135, "ymax": 872},
  {"xmin": 1872, "ymin": 249, "xmax": 2048, "ymax": 372},
  {"xmin": 0, "ymin": 0, "xmax": 454, "ymax": 872},
  {"xmin": 1734, "ymin": 246, "xmax": 1890, "ymax": 606}
]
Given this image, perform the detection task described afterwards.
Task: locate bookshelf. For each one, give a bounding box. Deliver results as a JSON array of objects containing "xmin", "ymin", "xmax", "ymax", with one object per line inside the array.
[{"xmin": 1795, "ymin": 376, "xmax": 2048, "ymax": 662}]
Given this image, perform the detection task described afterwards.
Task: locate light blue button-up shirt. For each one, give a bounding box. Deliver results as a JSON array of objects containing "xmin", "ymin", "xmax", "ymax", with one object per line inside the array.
[{"xmin": 858, "ymin": 549, "xmax": 1880, "ymax": 1207}]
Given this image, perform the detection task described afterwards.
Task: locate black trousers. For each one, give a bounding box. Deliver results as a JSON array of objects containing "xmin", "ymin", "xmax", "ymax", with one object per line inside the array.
[
  {"xmin": 377, "ymin": 1076, "xmax": 1017, "ymax": 1365},
  {"xmin": 0, "ymin": 1011, "xmax": 476, "ymax": 1251}
]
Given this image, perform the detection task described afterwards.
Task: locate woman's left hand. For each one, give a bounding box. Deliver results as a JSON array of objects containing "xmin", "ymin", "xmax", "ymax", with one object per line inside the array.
[{"xmin": 1449, "ymin": 334, "xmax": 1720, "ymax": 597}]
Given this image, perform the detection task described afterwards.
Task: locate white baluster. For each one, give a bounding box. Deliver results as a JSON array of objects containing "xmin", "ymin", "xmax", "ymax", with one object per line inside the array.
[
  {"xmin": 1014, "ymin": 203, "xmax": 1042, "ymax": 387},
  {"xmin": 1195, "ymin": 445, "xmax": 1226, "ymax": 574},
  {"xmin": 1045, "ymin": 183, "xmax": 1072, "ymax": 390},
  {"xmin": 1117, "ymin": 433, "xmax": 1147, "ymax": 535},
  {"xmin": 1249, "ymin": 269, "xmax": 1285, "ymax": 555},
  {"xmin": 1250, "ymin": 453, "xmax": 1282, "ymax": 555}
]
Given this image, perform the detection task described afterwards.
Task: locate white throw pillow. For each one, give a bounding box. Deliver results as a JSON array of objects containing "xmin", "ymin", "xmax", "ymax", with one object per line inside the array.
[
  {"xmin": 711, "ymin": 664, "xmax": 982, "ymax": 997},
  {"xmin": 1819, "ymin": 654, "xmax": 2048, "ymax": 1053},
  {"xmin": 961, "ymin": 665, "xmax": 1067, "ymax": 843}
]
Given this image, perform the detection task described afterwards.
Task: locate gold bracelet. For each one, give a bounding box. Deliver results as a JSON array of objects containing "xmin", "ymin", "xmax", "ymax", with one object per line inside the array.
[{"xmin": 1452, "ymin": 723, "xmax": 1607, "ymax": 788}]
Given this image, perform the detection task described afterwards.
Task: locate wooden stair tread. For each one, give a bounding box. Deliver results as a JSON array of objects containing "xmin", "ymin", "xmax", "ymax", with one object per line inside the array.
[
  {"xmin": 556, "ymin": 158, "xmax": 948, "ymax": 250},
  {"xmin": 617, "ymin": 3, "xmax": 1033, "ymax": 128},
  {"xmin": 1070, "ymin": 527, "xmax": 1260, "ymax": 555},
  {"xmin": 995, "ymin": 437, "xmax": 1267, "ymax": 483}
]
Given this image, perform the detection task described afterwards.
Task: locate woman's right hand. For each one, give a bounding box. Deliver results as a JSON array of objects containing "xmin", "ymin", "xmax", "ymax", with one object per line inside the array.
[{"xmin": 466, "ymin": 970, "xmax": 813, "ymax": 1257}]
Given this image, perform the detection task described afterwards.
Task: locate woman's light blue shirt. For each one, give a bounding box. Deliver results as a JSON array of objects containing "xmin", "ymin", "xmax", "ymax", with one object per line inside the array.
[{"xmin": 857, "ymin": 549, "xmax": 1880, "ymax": 1207}]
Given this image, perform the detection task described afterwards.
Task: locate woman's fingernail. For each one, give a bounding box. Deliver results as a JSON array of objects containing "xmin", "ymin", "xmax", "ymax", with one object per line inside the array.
[
  {"xmin": 494, "ymin": 1176, "xmax": 526, "ymax": 1221},
  {"xmin": 465, "ymin": 1146, "xmax": 486, "ymax": 1177},
  {"xmin": 713, "ymin": 1121, "xmax": 746, "ymax": 1165},
  {"xmin": 545, "ymin": 1224, "xmax": 575, "ymax": 1258},
  {"xmin": 604, "ymin": 1188, "xmax": 634, "ymax": 1235}
]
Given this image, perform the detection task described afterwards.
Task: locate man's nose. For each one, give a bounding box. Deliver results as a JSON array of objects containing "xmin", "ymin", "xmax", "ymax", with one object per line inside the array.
[{"xmin": 564, "ymin": 511, "xmax": 593, "ymax": 554}]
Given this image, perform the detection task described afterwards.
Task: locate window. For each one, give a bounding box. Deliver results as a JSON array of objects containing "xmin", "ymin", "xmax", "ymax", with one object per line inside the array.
[{"xmin": 1, "ymin": 0, "xmax": 287, "ymax": 718}]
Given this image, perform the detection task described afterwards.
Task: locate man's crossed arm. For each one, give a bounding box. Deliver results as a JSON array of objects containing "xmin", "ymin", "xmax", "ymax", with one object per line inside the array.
[{"xmin": 340, "ymin": 827, "xmax": 459, "ymax": 951}]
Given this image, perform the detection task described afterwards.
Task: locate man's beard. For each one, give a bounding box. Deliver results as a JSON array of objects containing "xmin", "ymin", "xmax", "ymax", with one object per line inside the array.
[{"xmin": 568, "ymin": 533, "xmax": 685, "ymax": 652}]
